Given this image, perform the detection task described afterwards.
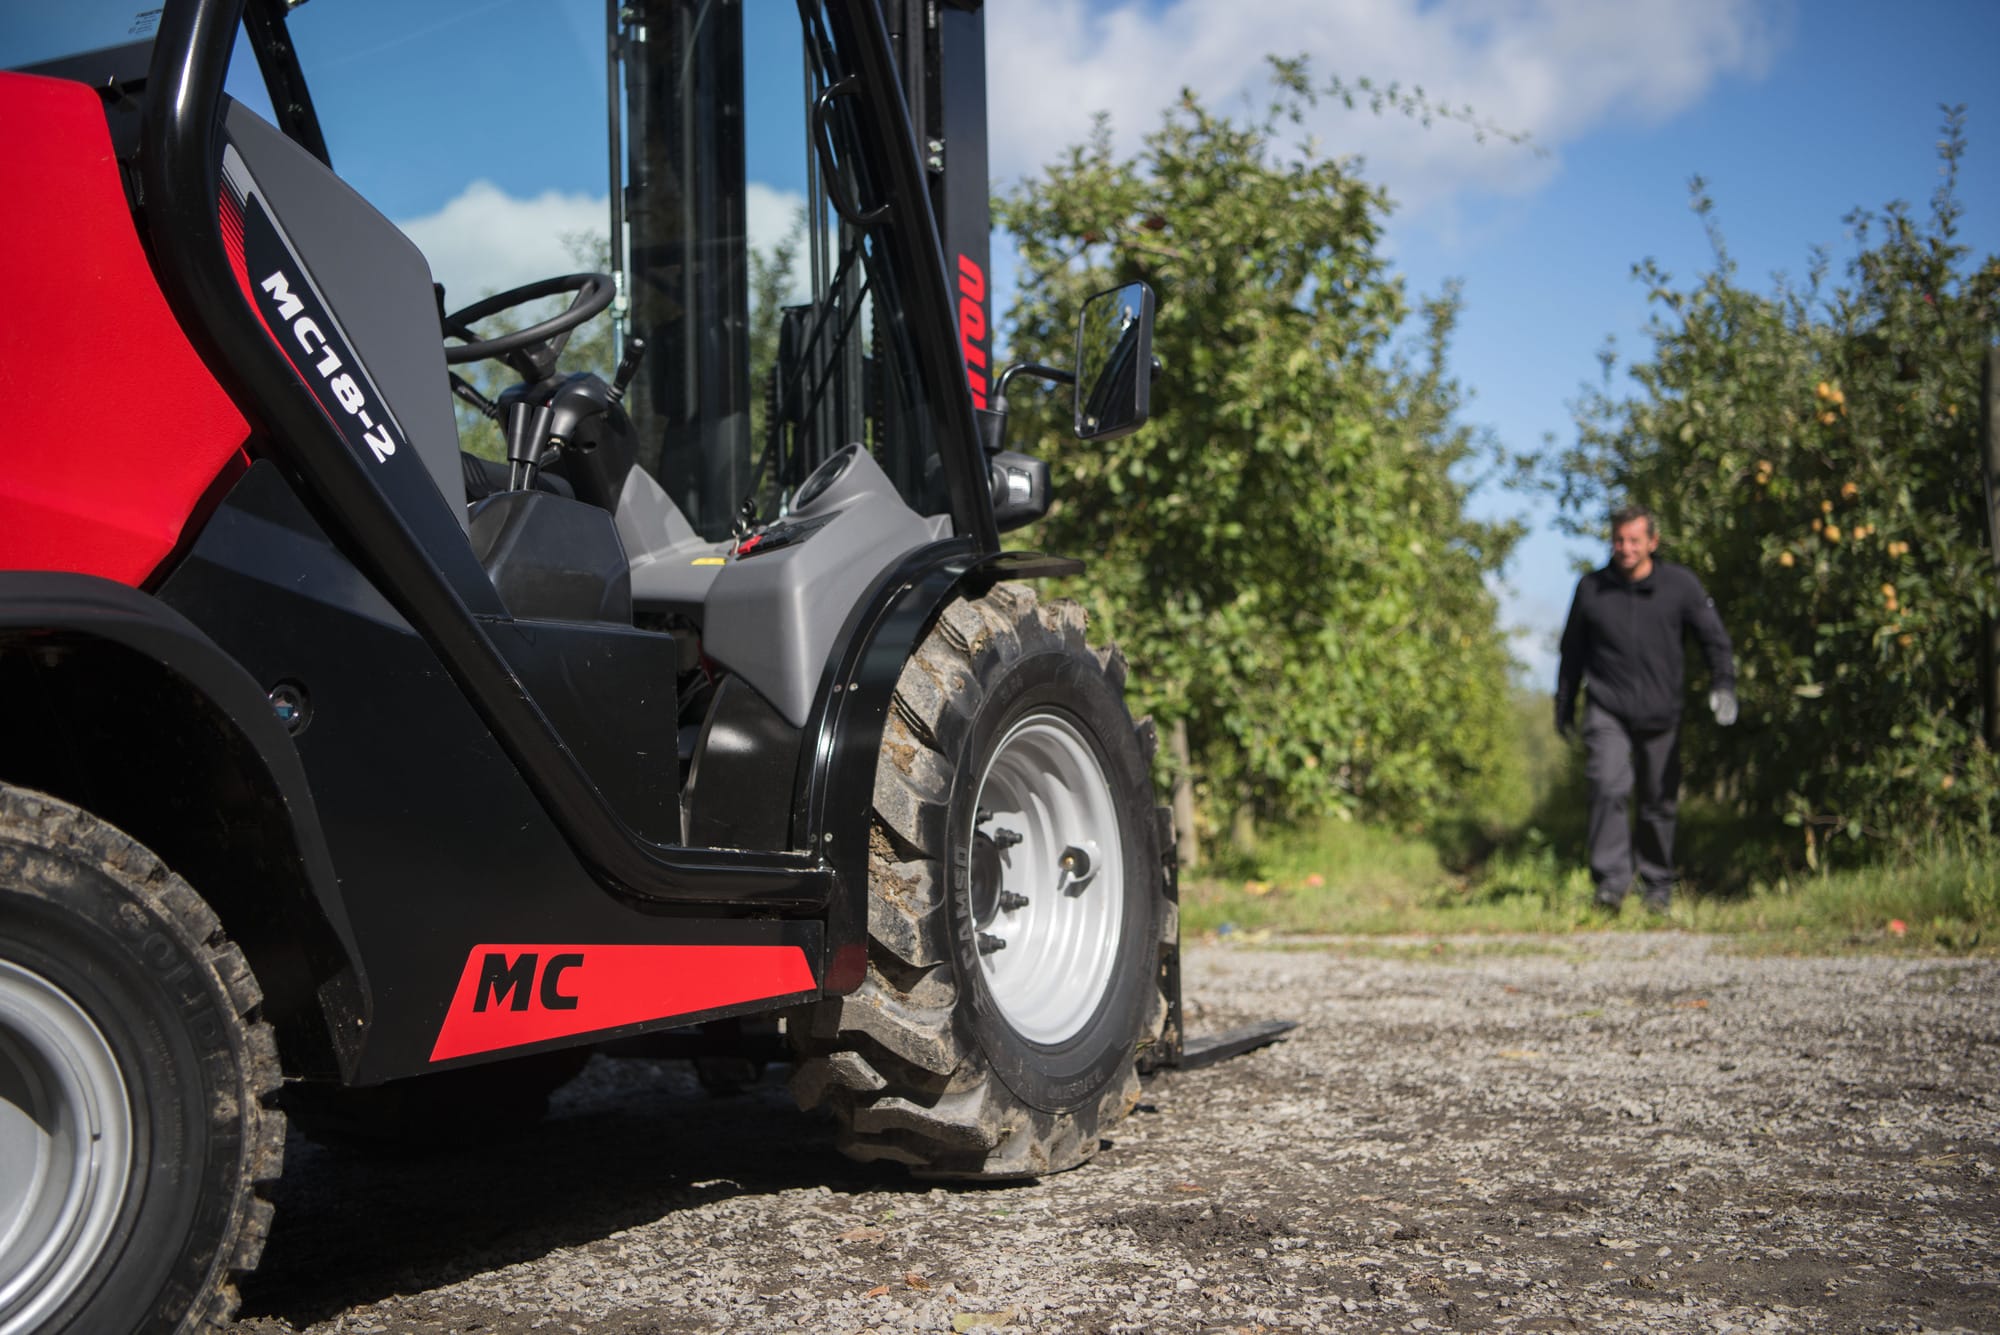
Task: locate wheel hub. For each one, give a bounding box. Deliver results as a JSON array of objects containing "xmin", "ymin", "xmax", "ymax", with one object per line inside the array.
[
  {"xmin": 966, "ymin": 711, "xmax": 1125, "ymax": 1045},
  {"xmin": 0, "ymin": 959, "xmax": 132, "ymax": 1335}
]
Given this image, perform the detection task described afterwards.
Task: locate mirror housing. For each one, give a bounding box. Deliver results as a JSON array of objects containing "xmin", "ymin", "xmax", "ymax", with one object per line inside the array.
[{"xmin": 1074, "ymin": 282, "xmax": 1156, "ymax": 442}]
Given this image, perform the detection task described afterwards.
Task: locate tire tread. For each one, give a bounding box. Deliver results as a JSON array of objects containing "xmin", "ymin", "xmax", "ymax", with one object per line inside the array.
[
  {"xmin": 0, "ymin": 784, "xmax": 285, "ymax": 1334},
  {"xmin": 789, "ymin": 584, "xmax": 1170, "ymax": 1179}
]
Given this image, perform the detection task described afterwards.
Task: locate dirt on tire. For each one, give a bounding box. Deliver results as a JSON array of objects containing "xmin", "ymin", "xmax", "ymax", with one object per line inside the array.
[{"xmin": 228, "ymin": 934, "xmax": 1998, "ymax": 1333}]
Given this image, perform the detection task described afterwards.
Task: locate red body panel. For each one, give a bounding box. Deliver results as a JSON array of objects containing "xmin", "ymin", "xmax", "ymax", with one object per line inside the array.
[
  {"xmin": 0, "ymin": 73, "xmax": 248, "ymax": 587},
  {"xmin": 430, "ymin": 944, "xmax": 819, "ymax": 1062}
]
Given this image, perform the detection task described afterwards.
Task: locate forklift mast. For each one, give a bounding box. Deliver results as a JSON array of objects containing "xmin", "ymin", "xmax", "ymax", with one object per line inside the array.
[
  {"xmin": 883, "ymin": 0, "xmax": 995, "ymax": 413},
  {"xmin": 614, "ymin": 0, "xmax": 992, "ymax": 540}
]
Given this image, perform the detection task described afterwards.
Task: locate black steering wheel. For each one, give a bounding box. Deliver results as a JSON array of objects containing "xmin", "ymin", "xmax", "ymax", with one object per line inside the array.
[{"xmin": 442, "ymin": 272, "xmax": 615, "ymax": 368}]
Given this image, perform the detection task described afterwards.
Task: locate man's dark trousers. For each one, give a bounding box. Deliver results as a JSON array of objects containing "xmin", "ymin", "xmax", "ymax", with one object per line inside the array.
[{"xmin": 1582, "ymin": 700, "xmax": 1681, "ymax": 905}]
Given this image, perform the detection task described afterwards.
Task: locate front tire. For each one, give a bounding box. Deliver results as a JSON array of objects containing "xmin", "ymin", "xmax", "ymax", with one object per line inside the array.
[
  {"xmin": 0, "ymin": 786, "xmax": 283, "ymax": 1334},
  {"xmin": 790, "ymin": 584, "xmax": 1170, "ymax": 1178}
]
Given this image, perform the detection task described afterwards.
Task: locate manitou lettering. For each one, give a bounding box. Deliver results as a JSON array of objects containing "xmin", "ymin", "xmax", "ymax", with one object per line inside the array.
[{"xmin": 957, "ymin": 254, "xmax": 989, "ymax": 409}]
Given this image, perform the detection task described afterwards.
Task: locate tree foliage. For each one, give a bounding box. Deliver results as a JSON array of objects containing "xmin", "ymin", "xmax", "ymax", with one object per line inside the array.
[
  {"xmin": 1554, "ymin": 108, "xmax": 1999, "ymax": 866},
  {"xmin": 996, "ymin": 63, "xmax": 1523, "ymax": 834}
]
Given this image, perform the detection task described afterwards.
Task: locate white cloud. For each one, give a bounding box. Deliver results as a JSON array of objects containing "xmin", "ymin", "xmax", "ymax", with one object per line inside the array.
[
  {"xmin": 398, "ymin": 179, "xmax": 809, "ymax": 306},
  {"xmin": 987, "ymin": 0, "xmax": 1784, "ymax": 213}
]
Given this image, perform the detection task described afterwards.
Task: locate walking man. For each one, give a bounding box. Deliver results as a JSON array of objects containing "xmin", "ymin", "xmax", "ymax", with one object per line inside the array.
[{"xmin": 1555, "ymin": 505, "xmax": 1736, "ymax": 911}]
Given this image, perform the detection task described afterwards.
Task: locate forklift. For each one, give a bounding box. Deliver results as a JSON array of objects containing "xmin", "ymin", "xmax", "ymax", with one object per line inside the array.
[{"xmin": 0, "ymin": 0, "xmax": 1189, "ymax": 1329}]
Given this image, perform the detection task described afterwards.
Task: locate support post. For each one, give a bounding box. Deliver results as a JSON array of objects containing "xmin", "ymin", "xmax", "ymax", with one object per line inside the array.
[
  {"xmin": 1168, "ymin": 718, "xmax": 1201, "ymax": 869},
  {"xmin": 1982, "ymin": 346, "xmax": 2000, "ymax": 749}
]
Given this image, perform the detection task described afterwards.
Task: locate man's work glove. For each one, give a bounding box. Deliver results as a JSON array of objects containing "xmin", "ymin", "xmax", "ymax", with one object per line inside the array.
[
  {"xmin": 1554, "ymin": 697, "xmax": 1574, "ymax": 739},
  {"xmin": 1709, "ymin": 687, "xmax": 1738, "ymax": 727}
]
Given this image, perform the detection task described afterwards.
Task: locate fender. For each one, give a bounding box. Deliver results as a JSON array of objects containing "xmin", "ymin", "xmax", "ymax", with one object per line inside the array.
[
  {"xmin": 795, "ymin": 543, "xmax": 1085, "ymax": 993},
  {"xmin": 0, "ymin": 571, "xmax": 369, "ymax": 1076}
]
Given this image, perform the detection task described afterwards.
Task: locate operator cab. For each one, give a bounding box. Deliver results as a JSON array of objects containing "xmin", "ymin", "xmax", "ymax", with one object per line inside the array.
[{"xmin": 2, "ymin": 0, "xmax": 1157, "ymax": 843}]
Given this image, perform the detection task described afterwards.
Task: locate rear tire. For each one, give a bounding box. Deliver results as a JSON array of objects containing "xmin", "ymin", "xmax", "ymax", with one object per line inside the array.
[
  {"xmin": 0, "ymin": 785, "xmax": 283, "ymax": 1334},
  {"xmin": 790, "ymin": 584, "xmax": 1170, "ymax": 1178}
]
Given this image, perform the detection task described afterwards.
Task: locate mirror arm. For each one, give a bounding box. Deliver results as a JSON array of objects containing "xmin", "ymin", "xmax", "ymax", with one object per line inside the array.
[
  {"xmin": 979, "ymin": 362, "xmax": 1078, "ymax": 456},
  {"xmin": 994, "ymin": 361, "xmax": 1076, "ymax": 398}
]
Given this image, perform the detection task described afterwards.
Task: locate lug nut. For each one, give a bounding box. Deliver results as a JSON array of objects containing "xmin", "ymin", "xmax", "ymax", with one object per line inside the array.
[
  {"xmin": 998, "ymin": 891, "xmax": 1030, "ymax": 913},
  {"xmin": 977, "ymin": 932, "xmax": 1007, "ymax": 955}
]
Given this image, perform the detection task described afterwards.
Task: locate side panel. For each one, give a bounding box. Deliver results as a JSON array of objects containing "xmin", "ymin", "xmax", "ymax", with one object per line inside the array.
[
  {"xmin": 221, "ymin": 105, "xmax": 471, "ymax": 531},
  {"xmin": 158, "ymin": 465, "xmax": 822, "ymax": 1082},
  {"xmin": 0, "ymin": 73, "xmax": 248, "ymax": 586}
]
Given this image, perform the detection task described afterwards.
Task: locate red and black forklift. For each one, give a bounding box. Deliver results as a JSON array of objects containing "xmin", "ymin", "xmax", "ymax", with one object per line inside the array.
[{"xmin": 0, "ymin": 1, "xmax": 1183, "ymax": 1329}]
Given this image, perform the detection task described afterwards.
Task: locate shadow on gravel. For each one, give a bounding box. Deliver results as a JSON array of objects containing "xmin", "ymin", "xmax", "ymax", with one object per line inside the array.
[{"xmin": 236, "ymin": 1057, "xmax": 928, "ymax": 1327}]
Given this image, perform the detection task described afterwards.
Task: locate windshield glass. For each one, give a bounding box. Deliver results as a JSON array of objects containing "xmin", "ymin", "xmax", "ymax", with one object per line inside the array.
[{"xmin": 0, "ymin": 3, "xmax": 160, "ymax": 75}]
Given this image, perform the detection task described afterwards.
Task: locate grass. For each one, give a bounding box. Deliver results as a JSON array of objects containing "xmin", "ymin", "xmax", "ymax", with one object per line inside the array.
[
  {"xmin": 1182, "ymin": 817, "xmax": 1997, "ymax": 955},
  {"xmin": 1179, "ymin": 692, "xmax": 1997, "ymax": 955}
]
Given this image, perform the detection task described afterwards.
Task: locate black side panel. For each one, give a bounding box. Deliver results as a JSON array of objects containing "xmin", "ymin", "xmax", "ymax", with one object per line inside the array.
[
  {"xmin": 468, "ymin": 491, "xmax": 635, "ymax": 624},
  {"xmin": 485, "ymin": 618, "xmax": 680, "ymax": 845},
  {"xmin": 159, "ymin": 465, "xmax": 814, "ymax": 1082},
  {"xmin": 0, "ymin": 571, "xmax": 366, "ymax": 1076},
  {"xmin": 685, "ymin": 675, "xmax": 803, "ymax": 852},
  {"xmin": 223, "ymin": 104, "xmax": 471, "ymax": 530}
]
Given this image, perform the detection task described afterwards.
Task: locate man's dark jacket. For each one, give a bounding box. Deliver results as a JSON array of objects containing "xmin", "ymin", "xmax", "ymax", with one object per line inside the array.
[{"xmin": 1556, "ymin": 561, "xmax": 1734, "ymax": 732}]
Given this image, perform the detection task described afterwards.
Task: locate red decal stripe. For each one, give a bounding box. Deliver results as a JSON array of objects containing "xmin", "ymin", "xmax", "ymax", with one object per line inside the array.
[{"xmin": 429, "ymin": 944, "xmax": 817, "ymax": 1062}]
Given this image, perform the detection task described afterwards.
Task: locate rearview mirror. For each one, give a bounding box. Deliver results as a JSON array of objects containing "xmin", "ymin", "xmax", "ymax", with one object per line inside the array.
[{"xmin": 1074, "ymin": 282, "xmax": 1155, "ymax": 442}]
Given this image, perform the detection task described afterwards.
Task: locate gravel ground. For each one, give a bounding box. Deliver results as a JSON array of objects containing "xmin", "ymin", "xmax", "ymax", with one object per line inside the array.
[{"xmin": 231, "ymin": 934, "xmax": 2000, "ymax": 1334}]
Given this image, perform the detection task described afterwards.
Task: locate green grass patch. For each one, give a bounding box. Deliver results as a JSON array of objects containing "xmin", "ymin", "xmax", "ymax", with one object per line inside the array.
[{"xmin": 1181, "ymin": 816, "xmax": 1998, "ymax": 956}]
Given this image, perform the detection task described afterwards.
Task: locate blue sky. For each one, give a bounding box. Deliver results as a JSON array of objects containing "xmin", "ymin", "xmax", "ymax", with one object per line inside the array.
[{"xmin": 257, "ymin": 0, "xmax": 1998, "ymax": 690}]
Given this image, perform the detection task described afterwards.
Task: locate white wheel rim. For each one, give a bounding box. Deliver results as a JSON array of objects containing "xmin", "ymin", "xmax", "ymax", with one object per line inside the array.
[
  {"xmin": 966, "ymin": 710, "xmax": 1125, "ymax": 1045},
  {"xmin": 0, "ymin": 959, "xmax": 132, "ymax": 1335}
]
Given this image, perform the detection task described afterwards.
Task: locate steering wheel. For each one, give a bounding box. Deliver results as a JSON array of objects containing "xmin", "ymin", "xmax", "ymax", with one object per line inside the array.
[{"xmin": 442, "ymin": 272, "xmax": 615, "ymax": 368}]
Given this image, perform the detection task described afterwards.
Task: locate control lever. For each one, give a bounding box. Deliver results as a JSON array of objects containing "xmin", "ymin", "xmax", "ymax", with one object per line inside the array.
[
  {"xmin": 450, "ymin": 373, "xmax": 500, "ymax": 421},
  {"xmin": 609, "ymin": 335, "xmax": 648, "ymax": 404},
  {"xmin": 505, "ymin": 400, "xmax": 555, "ymax": 491}
]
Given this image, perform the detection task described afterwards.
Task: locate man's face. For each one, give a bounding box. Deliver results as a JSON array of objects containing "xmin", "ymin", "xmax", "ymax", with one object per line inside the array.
[{"xmin": 1611, "ymin": 517, "xmax": 1658, "ymax": 575}]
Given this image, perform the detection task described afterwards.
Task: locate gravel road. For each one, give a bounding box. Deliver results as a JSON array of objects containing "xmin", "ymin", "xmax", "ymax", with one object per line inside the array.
[{"xmin": 231, "ymin": 934, "xmax": 1999, "ymax": 1334}]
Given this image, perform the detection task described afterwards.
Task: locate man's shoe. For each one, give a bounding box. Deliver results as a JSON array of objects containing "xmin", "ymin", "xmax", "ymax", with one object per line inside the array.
[
  {"xmin": 1641, "ymin": 886, "xmax": 1672, "ymax": 913},
  {"xmin": 1593, "ymin": 889, "xmax": 1624, "ymax": 912}
]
